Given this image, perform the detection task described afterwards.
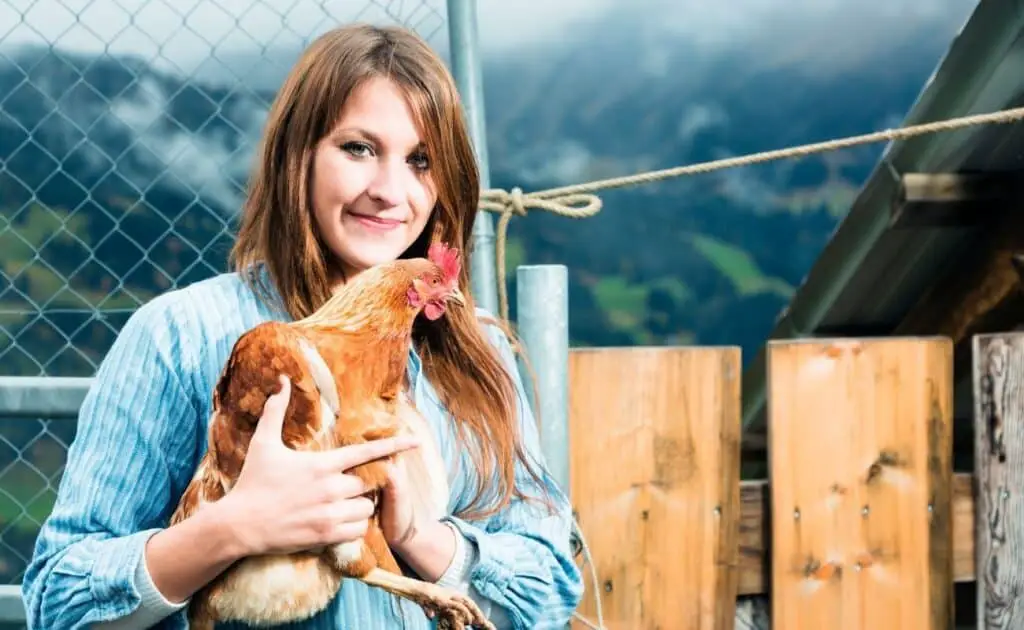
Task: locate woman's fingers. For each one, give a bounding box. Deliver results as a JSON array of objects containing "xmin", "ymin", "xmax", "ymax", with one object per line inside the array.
[
  {"xmin": 331, "ymin": 518, "xmax": 370, "ymax": 544},
  {"xmin": 251, "ymin": 375, "xmax": 291, "ymax": 447},
  {"xmin": 342, "ymin": 496, "xmax": 376, "ymax": 522},
  {"xmin": 320, "ymin": 436, "xmax": 420, "ymax": 473},
  {"xmin": 320, "ymin": 472, "xmax": 368, "ymax": 502}
]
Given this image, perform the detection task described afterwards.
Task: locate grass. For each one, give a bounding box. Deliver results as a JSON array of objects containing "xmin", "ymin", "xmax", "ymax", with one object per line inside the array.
[
  {"xmin": 0, "ymin": 466, "xmax": 57, "ymax": 534},
  {"xmin": 591, "ymin": 275, "xmax": 695, "ymax": 345},
  {"xmin": 591, "ymin": 276, "xmax": 648, "ymax": 331},
  {"xmin": 688, "ymin": 233, "xmax": 794, "ymax": 298}
]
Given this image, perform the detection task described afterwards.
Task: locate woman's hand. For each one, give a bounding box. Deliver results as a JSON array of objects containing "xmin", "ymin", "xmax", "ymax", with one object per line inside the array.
[
  {"xmin": 378, "ymin": 402, "xmax": 433, "ymax": 549},
  {"xmin": 379, "ymin": 406, "xmax": 458, "ymax": 582},
  {"xmin": 379, "ymin": 454, "xmax": 420, "ymax": 548},
  {"xmin": 213, "ymin": 375, "xmax": 420, "ymax": 556}
]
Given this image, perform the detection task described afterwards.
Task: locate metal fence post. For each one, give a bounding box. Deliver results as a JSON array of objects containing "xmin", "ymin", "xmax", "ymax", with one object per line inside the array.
[
  {"xmin": 446, "ymin": 0, "xmax": 499, "ymax": 315},
  {"xmin": 515, "ymin": 265, "xmax": 570, "ymax": 492}
]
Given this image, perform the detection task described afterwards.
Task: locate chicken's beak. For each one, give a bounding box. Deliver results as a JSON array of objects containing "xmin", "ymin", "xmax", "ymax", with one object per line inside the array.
[{"xmin": 449, "ymin": 286, "xmax": 466, "ymax": 307}]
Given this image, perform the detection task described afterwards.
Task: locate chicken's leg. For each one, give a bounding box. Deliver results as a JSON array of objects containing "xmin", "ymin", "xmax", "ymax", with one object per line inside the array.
[{"xmin": 358, "ymin": 568, "xmax": 496, "ymax": 630}]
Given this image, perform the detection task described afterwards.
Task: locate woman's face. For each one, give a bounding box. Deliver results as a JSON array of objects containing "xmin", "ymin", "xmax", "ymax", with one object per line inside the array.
[{"xmin": 311, "ymin": 76, "xmax": 436, "ymax": 283}]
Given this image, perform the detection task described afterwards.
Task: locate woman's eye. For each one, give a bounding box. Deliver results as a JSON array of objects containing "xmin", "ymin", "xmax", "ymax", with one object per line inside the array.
[
  {"xmin": 408, "ymin": 152, "xmax": 430, "ymax": 171},
  {"xmin": 342, "ymin": 141, "xmax": 373, "ymax": 157}
]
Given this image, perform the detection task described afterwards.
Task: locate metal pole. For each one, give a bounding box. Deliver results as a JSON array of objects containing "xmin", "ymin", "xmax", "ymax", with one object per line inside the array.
[
  {"xmin": 446, "ymin": 0, "xmax": 499, "ymax": 315},
  {"xmin": 516, "ymin": 265, "xmax": 570, "ymax": 491},
  {"xmin": 0, "ymin": 376, "xmax": 92, "ymax": 418}
]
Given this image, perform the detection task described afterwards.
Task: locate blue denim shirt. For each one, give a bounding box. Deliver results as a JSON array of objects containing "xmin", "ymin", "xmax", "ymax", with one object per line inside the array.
[{"xmin": 21, "ymin": 270, "xmax": 583, "ymax": 629}]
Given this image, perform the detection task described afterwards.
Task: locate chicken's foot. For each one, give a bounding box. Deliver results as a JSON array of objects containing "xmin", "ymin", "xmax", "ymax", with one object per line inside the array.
[{"xmin": 359, "ymin": 567, "xmax": 496, "ymax": 630}]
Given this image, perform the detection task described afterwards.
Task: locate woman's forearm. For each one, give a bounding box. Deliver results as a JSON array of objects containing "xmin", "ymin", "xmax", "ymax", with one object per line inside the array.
[
  {"xmin": 144, "ymin": 501, "xmax": 249, "ymax": 604},
  {"xmin": 392, "ymin": 519, "xmax": 458, "ymax": 582}
]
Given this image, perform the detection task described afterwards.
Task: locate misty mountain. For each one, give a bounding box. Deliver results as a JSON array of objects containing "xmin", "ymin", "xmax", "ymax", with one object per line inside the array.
[{"xmin": 0, "ymin": 8, "xmax": 966, "ymax": 380}]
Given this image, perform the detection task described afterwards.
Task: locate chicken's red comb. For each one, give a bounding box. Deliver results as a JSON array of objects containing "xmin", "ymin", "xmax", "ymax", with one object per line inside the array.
[{"xmin": 428, "ymin": 241, "xmax": 461, "ymax": 284}]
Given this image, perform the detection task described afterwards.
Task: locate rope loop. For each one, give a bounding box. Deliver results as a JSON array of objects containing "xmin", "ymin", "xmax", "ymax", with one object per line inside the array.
[
  {"xmin": 479, "ymin": 187, "xmax": 603, "ymax": 219},
  {"xmin": 479, "ymin": 188, "xmax": 604, "ymax": 316},
  {"xmin": 509, "ymin": 187, "xmax": 526, "ymax": 216}
]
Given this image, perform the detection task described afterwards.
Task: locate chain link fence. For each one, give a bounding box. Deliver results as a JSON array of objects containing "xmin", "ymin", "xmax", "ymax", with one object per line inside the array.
[{"xmin": 0, "ymin": 0, "xmax": 449, "ymax": 611}]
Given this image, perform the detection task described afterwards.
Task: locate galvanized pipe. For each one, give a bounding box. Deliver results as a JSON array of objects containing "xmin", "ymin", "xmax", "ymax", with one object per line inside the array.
[
  {"xmin": 0, "ymin": 376, "xmax": 90, "ymax": 418},
  {"xmin": 446, "ymin": 0, "xmax": 499, "ymax": 315},
  {"xmin": 515, "ymin": 264, "xmax": 570, "ymax": 492}
]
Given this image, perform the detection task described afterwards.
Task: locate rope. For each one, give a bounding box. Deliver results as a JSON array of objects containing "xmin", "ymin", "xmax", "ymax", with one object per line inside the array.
[
  {"xmin": 479, "ymin": 189, "xmax": 601, "ymax": 319},
  {"xmin": 479, "ymin": 105, "xmax": 1024, "ymax": 319},
  {"xmin": 570, "ymin": 518, "xmax": 606, "ymax": 630}
]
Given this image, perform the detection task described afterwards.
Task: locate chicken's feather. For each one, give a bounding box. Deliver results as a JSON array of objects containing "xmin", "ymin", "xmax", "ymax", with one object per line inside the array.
[{"xmin": 295, "ymin": 335, "xmax": 341, "ymax": 422}]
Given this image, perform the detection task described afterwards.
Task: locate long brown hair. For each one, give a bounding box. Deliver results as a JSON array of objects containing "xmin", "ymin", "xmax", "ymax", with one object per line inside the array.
[{"xmin": 230, "ymin": 23, "xmax": 548, "ymax": 520}]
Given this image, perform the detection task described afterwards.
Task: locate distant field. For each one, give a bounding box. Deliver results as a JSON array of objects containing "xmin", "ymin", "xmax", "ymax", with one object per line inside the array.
[{"xmin": 688, "ymin": 234, "xmax": 794, "ymax": 298}]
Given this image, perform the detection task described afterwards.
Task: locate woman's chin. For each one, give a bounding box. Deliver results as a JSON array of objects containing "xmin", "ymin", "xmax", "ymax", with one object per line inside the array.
[{"xmin": 334, "ymin": 241, "xmax": 408, "ymax": 273}]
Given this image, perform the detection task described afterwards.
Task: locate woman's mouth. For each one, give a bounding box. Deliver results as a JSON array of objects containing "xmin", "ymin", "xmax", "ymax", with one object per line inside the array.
[{"xmin": 349, "ymin": 212, "xmax": 403, "ymax": 231}]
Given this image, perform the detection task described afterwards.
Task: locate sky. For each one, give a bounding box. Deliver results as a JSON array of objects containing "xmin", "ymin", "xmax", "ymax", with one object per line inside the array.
[
  {"xmin": 0, "ymin": 0, "xmax": 606, "ymax": 66},
  {"xmin": 0, "ymin": 0, "xmax": 979, "ymax": 72}
]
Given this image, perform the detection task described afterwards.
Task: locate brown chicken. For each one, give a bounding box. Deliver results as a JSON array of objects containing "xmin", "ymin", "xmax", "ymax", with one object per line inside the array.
[{"xmin": 169, "ymin": 243, "xmax": 495, "ymax": 630}]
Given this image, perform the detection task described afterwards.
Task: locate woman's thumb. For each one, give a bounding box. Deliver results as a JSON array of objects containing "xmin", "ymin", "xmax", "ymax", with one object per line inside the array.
[{"xmin": 254, "ymin": 374, "xmax": 291, "ymax": 444}]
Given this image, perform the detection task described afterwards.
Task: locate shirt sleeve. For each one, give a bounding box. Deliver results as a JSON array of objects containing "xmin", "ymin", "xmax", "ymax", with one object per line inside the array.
[
  {"xmin": 20, "ymin": 295, "xmax": 201, "ymax": 629},
  {"xmin": 435, "ymin": 520, "xmax": 511, "ymax": 628},
  {"xmin": 440, "ymin": 310, "xmax": 584, "ymax": 630},
  {"xmin": 91, "ymin": 538, "xmax": 190, "ymax": 629}
]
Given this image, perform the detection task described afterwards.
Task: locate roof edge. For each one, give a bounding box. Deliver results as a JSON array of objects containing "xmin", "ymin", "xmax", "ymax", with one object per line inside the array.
[{"xmin": 740, "ymin": 0, "xmax": 1024, "ymax": 431}]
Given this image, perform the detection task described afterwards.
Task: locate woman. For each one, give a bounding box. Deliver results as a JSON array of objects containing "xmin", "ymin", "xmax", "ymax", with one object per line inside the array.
[{"xmin": 21, "ymin": 23, "xmax": 583, "ymax": 629}]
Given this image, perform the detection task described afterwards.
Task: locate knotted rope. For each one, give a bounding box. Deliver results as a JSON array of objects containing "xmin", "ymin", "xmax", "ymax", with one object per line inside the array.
[
  {"xmin": 479, "ymin": 105, "xmax": 1024, "ymax": 320},
  {"xmin": 479, "ymin": 187, "xmax": 602, "ymax": 317}
]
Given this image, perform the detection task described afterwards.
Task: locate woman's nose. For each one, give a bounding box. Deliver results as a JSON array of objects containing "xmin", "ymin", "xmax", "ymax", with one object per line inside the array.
[{"xmin": 366, "ymin": 160, "xmax": 404, "ymax": 206}]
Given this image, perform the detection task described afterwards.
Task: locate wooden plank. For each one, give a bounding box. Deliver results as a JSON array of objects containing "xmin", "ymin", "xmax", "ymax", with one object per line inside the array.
[
  {"xmin": 735, "ymin": 473, "xmax": 975, "ymax": 595},
  {"xmin": 895, "ymin": 208, "xmax": 1024, "ymax": 342},
  {"xmin": 767, "ymin": 337, "xmax": 954, "ymax": 629},
  {"xmin": 973, "ymin": 333, "xmax": 1024, "ymax": 628},
  {"xmin": 890, "ymin": 172, "xmax": 1024, "ymax": 229},
  {"xmin": 569, "ymin": 346, "xmax": 741, "ymax": 630},
  {"xmin": 737, "ymin": 482, "xmax": 770, "ymax": 595}
]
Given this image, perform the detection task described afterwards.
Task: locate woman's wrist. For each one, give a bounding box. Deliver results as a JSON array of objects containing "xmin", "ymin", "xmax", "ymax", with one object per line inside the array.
[
  {"xmin": 391, "ymin": 519, "xmax": 458, "ymax": 582},
  {"xmin": 144, "ymin": 499, "xmax": 251, "ymax": 604},
  {"xmin": 205, "ymin": 495, "xmax": 264, "ymax": 558}
]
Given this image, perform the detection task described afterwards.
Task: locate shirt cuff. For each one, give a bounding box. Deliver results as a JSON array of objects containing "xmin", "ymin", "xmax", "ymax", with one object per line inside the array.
[
  {"xmin": 441, "ymin": 516, "xmax": 517, "ymax": 597},
  {"xmin": 436, "ymin": 519, "xmax": 512, "ymax": 629},
  {"xmin": 436, "ymin": 520, "xmax": 473, "ymax": 589},
  {"xmin": 91, "ymin": 530, "xmax": 189, "ymax": 629}
]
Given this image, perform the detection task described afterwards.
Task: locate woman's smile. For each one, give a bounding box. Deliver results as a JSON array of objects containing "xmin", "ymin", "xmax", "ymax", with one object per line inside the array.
[{"xmin": 347, "ymin": 212, "xmax": 405, "ymax": 232}]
